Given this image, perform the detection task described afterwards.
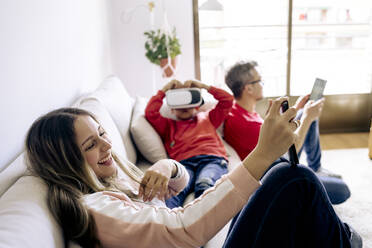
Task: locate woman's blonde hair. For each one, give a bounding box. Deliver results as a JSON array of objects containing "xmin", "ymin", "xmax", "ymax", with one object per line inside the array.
[{"xmin": 25, "ymin": 107, "xmax": 143, "ymax": 247}]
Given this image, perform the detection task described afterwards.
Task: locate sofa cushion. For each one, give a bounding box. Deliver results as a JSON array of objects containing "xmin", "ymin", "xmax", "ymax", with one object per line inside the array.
[
  {"xmin": 0, "ymin": 176, "xmax": 64, "ymax": 248},
  {"xmin": 130, "ymin": 96, "xmax": 168, "ymax": 163},
  {"xmin": 0, "ymin": 153, "xmax": 28, "ymax": 197},
  {"xmin": 83, "ymin": 76, "xmax": 137, "ymax": 164}
]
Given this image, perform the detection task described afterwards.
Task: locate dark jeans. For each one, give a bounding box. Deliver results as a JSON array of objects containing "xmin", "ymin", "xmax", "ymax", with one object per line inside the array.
[
  {"xmin": 270, "ymin": 157, "xmax": 350, "ymax": 205},
  {"xmin": 223, "ymin": 162, "xmax": 351, "ymax": 248},
  {"xmin": 166, "ymin": 155, "xmax": 228, "ymax": 209}
]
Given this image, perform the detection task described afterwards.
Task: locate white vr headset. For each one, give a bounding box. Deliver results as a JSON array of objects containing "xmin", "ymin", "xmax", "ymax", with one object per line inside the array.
[{"xmin": 166, "ymin": 88, "xmax": 203, "ymax": 109}]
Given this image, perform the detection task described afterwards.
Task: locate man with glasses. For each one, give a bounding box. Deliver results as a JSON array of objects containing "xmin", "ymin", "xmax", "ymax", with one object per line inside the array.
[{"xmin": 223, "ymin": 60, "xmax": 350, "ymax": 205}]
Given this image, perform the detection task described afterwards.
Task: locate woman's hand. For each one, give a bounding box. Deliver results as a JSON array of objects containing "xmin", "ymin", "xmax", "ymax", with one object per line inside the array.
[
  {"xmin": 138, "ymin": 159, "xmax": 176, "ymax": 201},
  {"xmin": 184, "ymin": 80, "xmax": 210, "ymax": 90},
  {"xmin": 162, "ymin": 79, "xmax": 183, "ymax": 93},
  {"xmin": 258, "ymin": 97, "xmax": 298, "ymax": 161},
  {"xmin": 243, "ymin": 98, "xmax": 298, "ymax": 180}
]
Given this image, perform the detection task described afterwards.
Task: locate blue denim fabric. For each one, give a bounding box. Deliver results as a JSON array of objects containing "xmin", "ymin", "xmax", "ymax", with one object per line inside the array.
[
  {"xmin": 223, "ymin": 162, "xmax": 352, "ymax": 248},
  {"xmin": 165, "ymin": 155, "xmax": 228, "ymax": 209},
  {"xmin": 296, "ymin": 109, "xmax": 321, "ymax": 171},
  {"xmin": 318, "ymin": 175, "xmax": 350, "ymax": 204}
]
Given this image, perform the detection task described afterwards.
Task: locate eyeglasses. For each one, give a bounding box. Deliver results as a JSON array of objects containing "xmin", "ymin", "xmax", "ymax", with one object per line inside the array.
[{"xmin": 246, "ymin": 80, "xmax": 264, "ymax": 86}]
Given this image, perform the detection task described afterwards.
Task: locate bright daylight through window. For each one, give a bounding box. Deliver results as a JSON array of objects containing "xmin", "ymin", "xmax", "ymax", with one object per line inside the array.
[{"xmin": 197, "ymin": 0, "xmax": 372, "ymax": 97}]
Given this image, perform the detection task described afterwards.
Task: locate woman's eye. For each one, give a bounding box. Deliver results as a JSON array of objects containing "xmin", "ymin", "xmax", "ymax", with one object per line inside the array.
[{"xmin": 85, "ymin": 142, "xmax": 95, "ymax": 151}]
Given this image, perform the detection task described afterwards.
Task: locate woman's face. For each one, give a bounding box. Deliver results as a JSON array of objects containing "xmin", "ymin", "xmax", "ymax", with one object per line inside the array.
[{"xmin": 74, "ymin": 115, "xmax": 117, "ymax": 178}]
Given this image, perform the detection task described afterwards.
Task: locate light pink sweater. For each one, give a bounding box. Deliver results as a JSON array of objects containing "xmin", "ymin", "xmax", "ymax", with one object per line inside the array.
[{"xmin": 83, "ymin": 164, "xmax": 260, "ymax": 248}]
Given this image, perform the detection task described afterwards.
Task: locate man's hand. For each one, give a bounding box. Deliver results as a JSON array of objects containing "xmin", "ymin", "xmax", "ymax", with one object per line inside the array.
[
  {"xmin": 162, "ymin": 79, "xmax": 183, "ymax": 93},
  {"xmin": 294, "ymin": 94, "xmax": 310, "ymax": 111},
  {"xmin": 303, "ymin": 98, "xmax": 325, "ymax": 122},
  {"xmin": 138, "ymin": 159, "xmax": 176, "ymax": 201},
  {"xmin": 184, "ymin": 80, "xmax": 210, "ymax": 90}
]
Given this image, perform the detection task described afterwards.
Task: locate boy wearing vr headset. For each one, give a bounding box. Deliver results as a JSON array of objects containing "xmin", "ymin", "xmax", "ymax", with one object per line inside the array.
[{"xmin": 145, "ymin": 79, "xmax": 233, "ymax": 208}]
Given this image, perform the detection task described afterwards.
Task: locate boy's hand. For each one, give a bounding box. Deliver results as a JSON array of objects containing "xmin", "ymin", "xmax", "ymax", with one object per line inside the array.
[
  {"xmin": 162, "ymin": 79, "xmax": 183, "ymax": 92},
  {"xmin": 184, "ymin": 80, "xmax": 210, "ymax": 90}
]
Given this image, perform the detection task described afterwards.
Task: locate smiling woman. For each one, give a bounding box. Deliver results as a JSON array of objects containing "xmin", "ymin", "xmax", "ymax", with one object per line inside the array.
[{"xmin": 24, "ymin": 107, "xmax": 191, "ymax": 247}]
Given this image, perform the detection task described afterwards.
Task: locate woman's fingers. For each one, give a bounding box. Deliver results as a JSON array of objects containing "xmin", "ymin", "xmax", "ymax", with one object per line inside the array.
[
  {"xmin": 291, "ymin": 119, "xmax": 301, "ymax": 131},
  {"xmin": 140, "ymin": 170, "xmax": 169, "ymax": 201},
  {"xmin": 139, "ymin": 173, "xmax": 151, "ymax": 198},
  {"xmin": 267, "ymin": 97, "xmax": 288, "ymax": 117},
  {"xmin": 282, "ymin": 107, "xmax": 297, "ymax": 123},
  {"xmin": 144, "ymin": 175, "xmax": 157, "ymax": 201},
  {"xmin": 159, "ymin": 180, "xmax": 168, "ymax": 201},
  {"xmin": 264, "ymin": 99, "xmax": 273, "ymax": 117},
  {"xmin": 255, "ymin": 97, "xmax": 300, "ymax": 163}
]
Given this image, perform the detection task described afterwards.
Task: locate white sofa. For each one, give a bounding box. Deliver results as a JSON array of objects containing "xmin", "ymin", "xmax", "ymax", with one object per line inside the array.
[{"xmin": 0, "ymin": 76, "xmax": 241, "ymax": 248}]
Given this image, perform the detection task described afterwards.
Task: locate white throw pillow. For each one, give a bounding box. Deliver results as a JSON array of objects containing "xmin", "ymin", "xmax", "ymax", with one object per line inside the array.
[
  {"xmin": 87, "ymin": 76, "xmax": 137, "ymax": 164},
  {"xmin": 0, "ymin": 176, "xmax": 64, "ymax": 248},
  {"xmin": 130, "ymin": 96, "xmax": 168, "ymax": 163}
]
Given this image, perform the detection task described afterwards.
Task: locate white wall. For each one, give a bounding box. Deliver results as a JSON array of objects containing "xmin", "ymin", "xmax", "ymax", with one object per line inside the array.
[
  {"xmin": 0, "ymin": 0, "xmax": 196, "ymax": 170},
  {"xmin": 0, "ymin": 0, "xmax": 113, "ymax": 170},
  {"xmin": 108, "ymin": 0, "xmax": 195, "ymax": 97}
]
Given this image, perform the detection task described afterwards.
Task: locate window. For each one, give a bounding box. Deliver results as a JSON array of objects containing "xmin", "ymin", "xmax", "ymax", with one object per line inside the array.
[{"xmin": 196, "ymin": 0, "xmax": 372, "ymax": 96}]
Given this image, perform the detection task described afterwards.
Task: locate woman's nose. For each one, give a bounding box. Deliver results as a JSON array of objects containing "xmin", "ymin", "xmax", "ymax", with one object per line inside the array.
[{"xmin": 100, "ymin": 137, "xmax": 112, "ymax": 151}]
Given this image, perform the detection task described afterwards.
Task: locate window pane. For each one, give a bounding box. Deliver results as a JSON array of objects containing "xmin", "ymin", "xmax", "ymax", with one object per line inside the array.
[
  {"xmin": 198, "ymin": 0, "xmax": 289, "ymax": 96},
  {"xmin": 291, "ymin": 1, "xmax": 372, "ymax": 95}
]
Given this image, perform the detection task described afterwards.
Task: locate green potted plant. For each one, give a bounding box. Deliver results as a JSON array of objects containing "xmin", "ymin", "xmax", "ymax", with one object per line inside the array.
[{"xmin": 144, "ymin": 27, "xmax": 181, "ymax": 77}]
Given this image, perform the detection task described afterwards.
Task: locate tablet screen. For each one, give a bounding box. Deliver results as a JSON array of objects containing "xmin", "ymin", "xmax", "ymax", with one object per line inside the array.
[{"xmin": 309, "ymin": 78, "xmax": 327, "ymax": 101}]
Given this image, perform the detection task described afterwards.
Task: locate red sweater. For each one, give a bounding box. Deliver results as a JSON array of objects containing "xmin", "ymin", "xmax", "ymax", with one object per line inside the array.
[
  {"xmin": 224, "ymin": 102, "xmax": 263, "ymax": 160},
  {"xmin": 145, "ymin": 86, "xmax": 233, "ymax": 161}
]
